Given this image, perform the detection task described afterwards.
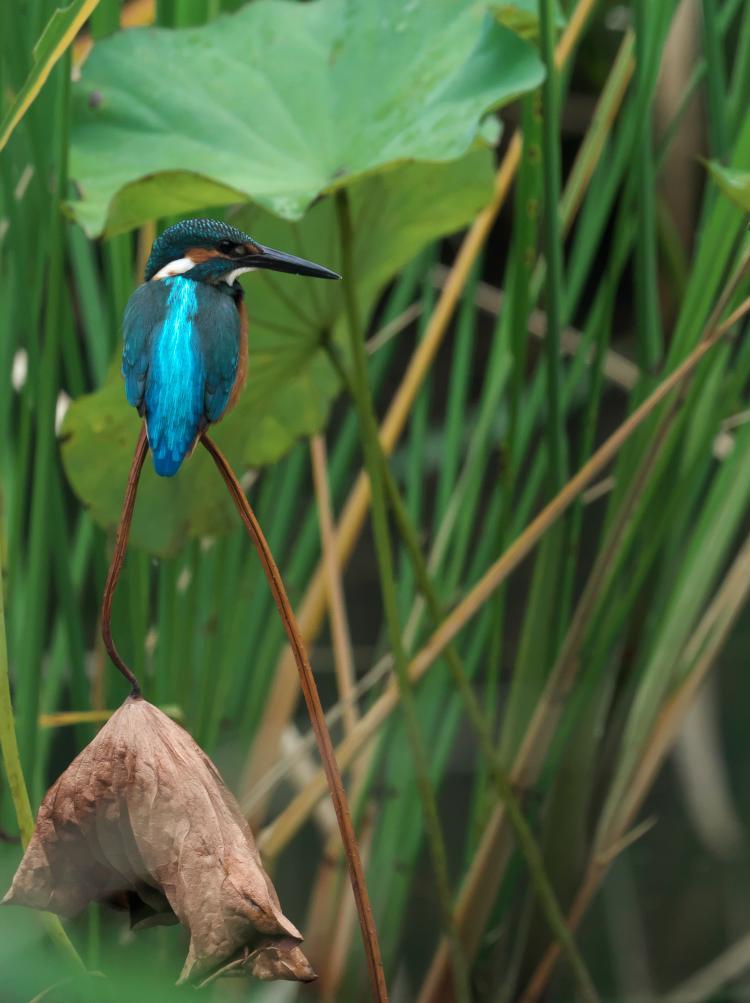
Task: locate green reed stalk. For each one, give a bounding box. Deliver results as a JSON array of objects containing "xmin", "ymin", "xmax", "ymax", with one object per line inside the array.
[
  {"xmin": 0, "ymin": 505, "xmax": 84, "ymax": 969},
  {"xmin": 15, "ymin": 56, "xmax": 70, "ymax": 782},
  {"xmin": 336, "ymin": 189, "xmax": 472, "ymax": 1003},
  {"xmin": 376, "ymin": 445, "xmax": 600, "ymax": 1003},
  {"xmin": 539, "ymin": 0, "xmax": 568, "ymax": 491},
  {"xmin": 634, "ymin": 0, "xmax": 663, "ymax": 375},
  {"xmin": 702, "ymin": 0, "xmax": 729, "ymax": 158}
]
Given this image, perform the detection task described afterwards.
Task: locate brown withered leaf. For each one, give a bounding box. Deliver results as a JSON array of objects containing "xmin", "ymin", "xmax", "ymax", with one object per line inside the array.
[
  {"xmin": 197, "ymin": 938, "xmax": 318, "ymax": 986},
  {"xmin": 2, "ymin": 695, "xmax": 315, "ymax": 985}
]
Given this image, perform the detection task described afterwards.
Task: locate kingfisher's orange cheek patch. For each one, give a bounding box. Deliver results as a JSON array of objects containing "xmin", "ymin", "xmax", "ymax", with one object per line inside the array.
[
  {"xmin": 187, "ymin": 246, "xmax": 223, "ymax": 263},
  {"xmin": 228, "ymin": 298, "xmax": 249, "ymax": 412}
]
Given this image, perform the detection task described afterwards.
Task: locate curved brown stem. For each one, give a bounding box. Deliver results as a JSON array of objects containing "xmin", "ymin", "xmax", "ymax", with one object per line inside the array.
[
  {"xmin": 200, "ymin": 433, "xmax": 388, "ymax": 1003},
  {"xmin": 101, "ymin": 425, "xmax": 148, "ymax": 697}
]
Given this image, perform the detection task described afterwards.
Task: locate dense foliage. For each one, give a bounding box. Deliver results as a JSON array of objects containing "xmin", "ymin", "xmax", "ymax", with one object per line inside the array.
[{"xmin": 3, "ymin": 1, "xmax": 750, "ymax": 1001}]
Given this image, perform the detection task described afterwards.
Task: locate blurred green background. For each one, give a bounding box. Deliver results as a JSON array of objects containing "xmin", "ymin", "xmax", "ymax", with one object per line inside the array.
[{"xmin": 4, "ymin": 0, "xmax": 750, "ymax": 1000}]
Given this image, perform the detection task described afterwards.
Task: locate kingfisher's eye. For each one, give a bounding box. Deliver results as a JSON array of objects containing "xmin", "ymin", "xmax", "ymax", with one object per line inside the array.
[{"xmin": 217, "ymin": 240, "xmax": 234, "ymax": 254}]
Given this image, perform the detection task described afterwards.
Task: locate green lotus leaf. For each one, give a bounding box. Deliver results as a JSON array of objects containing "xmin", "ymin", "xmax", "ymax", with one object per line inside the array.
[{"xmin": 67, "ymin": 0, "xmax": 543, "ymax": 235}]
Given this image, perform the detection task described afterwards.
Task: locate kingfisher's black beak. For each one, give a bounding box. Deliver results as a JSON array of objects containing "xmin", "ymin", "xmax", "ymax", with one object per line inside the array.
[{"xmin": 247, "ymin": 244, "xmax": 340, "ymax": 280}]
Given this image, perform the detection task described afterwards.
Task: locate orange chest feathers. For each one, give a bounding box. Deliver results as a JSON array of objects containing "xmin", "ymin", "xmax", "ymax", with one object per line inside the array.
[{"xmin": 228, "ymin": 296, "xmax": 249, "ymax": 412}]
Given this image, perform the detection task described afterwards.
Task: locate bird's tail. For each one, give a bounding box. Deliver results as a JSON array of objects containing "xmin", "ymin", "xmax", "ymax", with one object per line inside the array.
[
  {"xmin": 151, "ymin": 447, "xmax": 185, "ymax": 477},
  {"xmin": 145, "ymin": 408, "xmax": 198, "ymax": 477}
]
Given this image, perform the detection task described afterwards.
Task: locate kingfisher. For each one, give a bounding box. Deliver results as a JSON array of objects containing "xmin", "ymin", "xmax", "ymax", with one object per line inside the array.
[{"xmin": 122, "ymin": 217, "xmax": 339, "ymax": 477}]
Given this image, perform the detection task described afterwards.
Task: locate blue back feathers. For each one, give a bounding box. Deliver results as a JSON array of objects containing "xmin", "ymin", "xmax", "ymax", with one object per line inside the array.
[
  {"xmin": 122, "ymin": 277, "xmax": 240, "ymax": 477},
  {"xmin": 146, "ymin": 279, "xmax": 203, "ymax": 476}
]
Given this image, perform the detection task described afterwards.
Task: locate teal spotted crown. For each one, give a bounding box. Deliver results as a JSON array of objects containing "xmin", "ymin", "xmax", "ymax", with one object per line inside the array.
[{"xmin": 144, "ymin": 219, "xmax": 256, "ymax": 281}]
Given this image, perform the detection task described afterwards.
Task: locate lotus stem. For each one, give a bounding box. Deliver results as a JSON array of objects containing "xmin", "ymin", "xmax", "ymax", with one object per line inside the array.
[
  {"xmin": 200, "ymin": 432, "xmax": 389, "ymax": 1003},
  {"xmin": 101, "ymin": 425, "xmax": 148, "ymax": 696}
]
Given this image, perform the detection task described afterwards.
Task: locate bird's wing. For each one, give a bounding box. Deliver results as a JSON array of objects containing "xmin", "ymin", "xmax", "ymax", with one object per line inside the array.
[
  {"xmin": 122, "ymin": 282, "xmax": 169, "ymax": 413},
  {"xmin": 198, "ymin": 288, "xmax": 242, "ymax": 424}
]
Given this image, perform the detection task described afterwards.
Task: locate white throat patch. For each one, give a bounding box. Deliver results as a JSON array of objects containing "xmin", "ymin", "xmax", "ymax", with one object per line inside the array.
[{"xmin": 223, "ymin": 266, "xmax": 256, "ymax": 286}]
